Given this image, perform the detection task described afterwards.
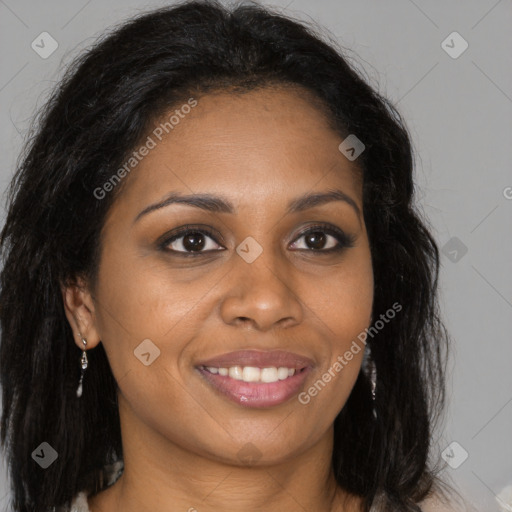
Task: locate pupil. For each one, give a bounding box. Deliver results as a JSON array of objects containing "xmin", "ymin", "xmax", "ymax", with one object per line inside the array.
[
  {"xmin": 306, "ymin": 231, "xmax": 325, "ymax": 250},
  {"xmin": 183, "ymin": 232, "xmax": 205, "ymax": 251}
]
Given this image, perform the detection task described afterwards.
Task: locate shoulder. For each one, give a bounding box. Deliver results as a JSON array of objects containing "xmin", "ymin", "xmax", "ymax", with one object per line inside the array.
[
  {"xmin": 417, "ymin": 492, "xmax": 475, "ymax": 512},
  {"xmin": 69, "ymin": 491, "xmax": 90, "ymax": 512},
  {"xmin": 418, "ymin": 496, "xmax": 456, "ymax": 512},
  {"xmin": 67, "ymin": 460, "xmax": 123, "ymax": 512}
]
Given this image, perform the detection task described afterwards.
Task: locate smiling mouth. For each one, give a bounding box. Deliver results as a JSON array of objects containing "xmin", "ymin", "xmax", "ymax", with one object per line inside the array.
[
  {"xmin": 200, "ymin": 365, "xmax": 303, "ymax": 383},
  {"xmin": 196, "ymin": 365, "xmax": 311, "ymax": 408}
]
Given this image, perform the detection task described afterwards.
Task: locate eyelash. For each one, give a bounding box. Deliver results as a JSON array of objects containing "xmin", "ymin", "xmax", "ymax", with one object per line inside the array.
[{"xmin": 159, "ymin": 223, "xmax": 356, "ymax": 257}]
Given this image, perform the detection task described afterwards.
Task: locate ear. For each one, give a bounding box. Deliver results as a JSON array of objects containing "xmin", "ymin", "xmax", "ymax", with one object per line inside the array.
[{"xmin": 60, "ymin": 276, "xmax": 102, "ymax": 350}]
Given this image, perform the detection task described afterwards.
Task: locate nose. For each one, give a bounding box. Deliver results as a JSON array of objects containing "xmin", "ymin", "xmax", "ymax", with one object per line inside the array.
[{"xmin": 219, "ymin": 249, "xmax": 304, "ymax": 331}]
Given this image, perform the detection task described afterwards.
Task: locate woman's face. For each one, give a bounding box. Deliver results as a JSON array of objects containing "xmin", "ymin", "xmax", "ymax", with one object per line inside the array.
[{"xmin": 78, "ymin": 86, "xmax": 373, "ymax": 465}]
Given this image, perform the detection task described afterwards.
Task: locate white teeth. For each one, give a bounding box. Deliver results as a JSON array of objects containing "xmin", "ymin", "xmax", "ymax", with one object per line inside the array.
[
  {"xmin": 207, "ymin": 365, "xmax": 297, "ymax": 383},
  {"xmin": 261, "ymin": 367, "xmax": 278, "ymax": 383},
  {"xmin": 278, "ymin": 367, "xmax": 290, "ymax": 380},
  {"xmin": 242, "ymin": 366, "xmax": 261, "ymax": 382},
  {"xmin": 228, "ymin": 366, "xmax": 243, "ymax": 380}
]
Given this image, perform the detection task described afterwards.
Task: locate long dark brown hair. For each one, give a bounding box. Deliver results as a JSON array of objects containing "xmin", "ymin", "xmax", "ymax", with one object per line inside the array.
[{"xmin": 0, "ymin": 1, "xmax": 450, "ymax": 510}]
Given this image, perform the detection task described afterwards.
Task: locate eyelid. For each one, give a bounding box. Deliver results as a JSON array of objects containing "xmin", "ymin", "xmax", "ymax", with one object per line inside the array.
[
  {"xmin": 290, "ymin": 223, "xmax": 356, "ymax": 251},
  {"xmin": 157, "ymin": 224, "xmax": 225, "ymax": 252},
  {"xmin": 158, "ymin": 222, "xmax": 356, "ymax": 255}
]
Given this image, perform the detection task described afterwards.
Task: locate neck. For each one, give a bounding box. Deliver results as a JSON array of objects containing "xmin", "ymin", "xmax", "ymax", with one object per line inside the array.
[{"xmin": 88, "ymin": 396, "xmax": 363, "ymax": 512}]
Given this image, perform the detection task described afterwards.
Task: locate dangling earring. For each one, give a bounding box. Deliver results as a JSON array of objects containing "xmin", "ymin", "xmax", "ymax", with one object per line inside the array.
[
  {"xmin": 76, "ymin": 334, "xmax": 88, "ymax": 398},
  {"xmin": 363, "ymin": 346, "xmax": 377, "ymax": 419},
  {"xmin": 369, "ymin": 357, "xmax": 377, "ymax": 419}
]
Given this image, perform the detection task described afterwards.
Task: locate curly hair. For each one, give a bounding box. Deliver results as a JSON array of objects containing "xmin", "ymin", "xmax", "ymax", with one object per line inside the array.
[{"xmin": 0, "ymin": 1, "xmax": 450, "ymax": 510}]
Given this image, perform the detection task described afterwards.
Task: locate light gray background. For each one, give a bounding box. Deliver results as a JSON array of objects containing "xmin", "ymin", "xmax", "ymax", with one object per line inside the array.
[{"xmin": 0, "ymin": 1, "xmax": 511, "ymax": 511}]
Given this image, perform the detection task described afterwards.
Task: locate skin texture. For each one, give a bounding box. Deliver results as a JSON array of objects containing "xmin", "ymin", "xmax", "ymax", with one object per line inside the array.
[{"xmin": 62, "ymin": 86, "xmax": 374, "ymax": 512}]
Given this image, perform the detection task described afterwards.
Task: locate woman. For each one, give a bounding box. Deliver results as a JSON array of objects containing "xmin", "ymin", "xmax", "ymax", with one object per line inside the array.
[{"xmin": 0, "ymin": 1, "xmax": 466, "ymax": 510}]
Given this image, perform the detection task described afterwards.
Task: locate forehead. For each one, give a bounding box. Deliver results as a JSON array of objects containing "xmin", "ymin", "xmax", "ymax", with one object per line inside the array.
[{"xmin": 109, "ymin": 86, "xmax": 363, "ymax": 218}]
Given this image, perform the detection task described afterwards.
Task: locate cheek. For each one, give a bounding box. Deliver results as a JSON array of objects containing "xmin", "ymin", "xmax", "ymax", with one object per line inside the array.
[
  {"xmin": 91, "ymin": 246, "xmax": 191, "ymax": 380},
  {"xmin": 316, "ymin": 244, "xmax": 374, "ymax": 342},
  {"xmin": 87, "ymin": 235, "xmax": 374, "ymax": 458},
  {"xmin": 93, "ymin": 242, "xmax": 194, "ymax": 334},
  {"xmin": 91, "ymin": 251, "xmax": 205, "ymax": 434},
  {"xmin": 309, "ymin": 246, "xmax": 373, "ymax": 402}
]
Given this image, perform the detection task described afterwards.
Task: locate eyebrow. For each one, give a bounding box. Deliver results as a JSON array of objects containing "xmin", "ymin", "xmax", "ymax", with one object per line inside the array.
[{"xmin": 133, "ymin": 188, "xmax": 361, "ymax": 224}]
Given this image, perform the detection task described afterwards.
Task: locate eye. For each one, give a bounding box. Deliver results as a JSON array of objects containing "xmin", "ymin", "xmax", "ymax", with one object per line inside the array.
[
  {"xmin": 289, "ymin": 223, "xmax": 356, "ymax": 253},
  {"xmin": 159, "ymin": 223, "xmax": 355, "ymax": 257},
  {"xmin": 160, "ymin": 225, "xmax": 224, "ymax": 255}
]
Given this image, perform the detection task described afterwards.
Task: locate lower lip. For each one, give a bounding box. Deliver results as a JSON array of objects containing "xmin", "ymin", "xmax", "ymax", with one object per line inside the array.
[{"xmin": 197, "ymin": 367, "xmax": 312, "ymax": 408}]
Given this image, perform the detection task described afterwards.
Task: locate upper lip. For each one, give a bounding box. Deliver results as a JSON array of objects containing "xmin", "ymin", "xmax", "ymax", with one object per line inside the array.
[{"xmin": 196, "ymin": 350, "xmax": 314, "ymax": 369}]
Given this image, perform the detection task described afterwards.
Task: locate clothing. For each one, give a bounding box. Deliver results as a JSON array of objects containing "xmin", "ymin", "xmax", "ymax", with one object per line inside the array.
[
  {"xmin": 63, "ymin": 461, "xmax": 471, "ymax": 512},
  {"xmin": 66, "ymin": 460, "xmax": 124, "ymax": 512}
]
